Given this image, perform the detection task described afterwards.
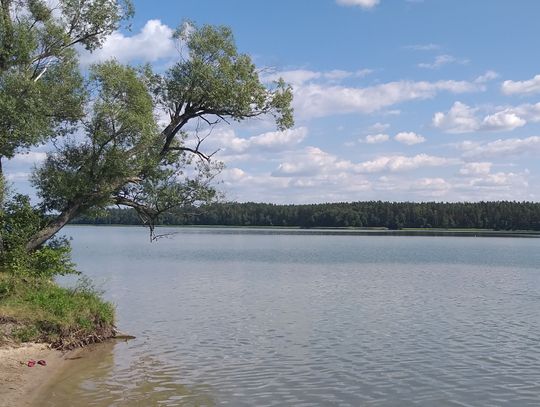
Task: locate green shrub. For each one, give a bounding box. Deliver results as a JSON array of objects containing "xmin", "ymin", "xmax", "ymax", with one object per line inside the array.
[
  {"xmin": 0, "ymin": 196, "xmax": 115, "ymax": 348},
  {"xmin": 0, "ymin": 194, "xmax": 78, "ymax": 278},
  {"xmin": 0, "ymin": 274, "xmax": 115, "ymax": 347}
]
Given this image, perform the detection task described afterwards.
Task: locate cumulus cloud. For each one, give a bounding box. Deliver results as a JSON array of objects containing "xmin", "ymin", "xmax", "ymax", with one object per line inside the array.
[
  {"xmin": 262, "ymin": 69, "xmax": 321, "ymax": 86},
  {"xmin": 457, "ymin": 171, "xmax": 530, "ymax": 200},
  {"xmin": 376, "ymin": 176, "xmax": 451, "ymax": 198},
  {"xmin": 459, "ymin": 136, "xmax": 540, "ymax": 158},
  {"xmin": 272, "ymin": 147, "xmax": 349, "ymax": 177},
  {"xmin": 508, "ymin": 102, "xmax": 540, "ymax": 122},
  {"xmin": 364, "ymin": 133, "xmax": 390, "ymax": 144},
  {"xmin": 222, "ymin": 164, "xmax": 373, "ymax": 204},
  {"xmin": 262, "ymin": 68, "xmax": 372, "ymax": 86},
  {"xmin": 264, "ymin": 68, "xmax": 483, "ymax": 120},
  {"xmin": 336, "ymin": 0, "xmax": 380, "ymax": 9},
  {"xmin": 468, "ymin": 171, "xmax": 528, "ymax": 189},
  {"xmin": 459, "ymin": 162, "xmax": 492, "ymax": 176},
  {"xmin": 218, "ymin": 169, "xmax": 294, "ymax": 203},
  {"xmin": 394, "ymin": 131, "xmax": 426, "ymax": 145},
  {"xmin": 502, "ymin": 74, "xmax": 540, "ymax": 95},
  {"xmin": 433, "ymin": 101, "xmax": 526, "ymax": 133},
  {"xmin": 8, "ymin": 151, "xmax": 47, "ymax": 165},
  {"xmin": 367, "ymin": 122, "xmax": 390, "ymax": 132},
  {"xmin": 272, "ymin": 146, "xmax": 457, "ymax": 179},
  {"xmin": 249, "ymin": 127, "xmax": 308, "ymax": 150},
  {"xmin": 214, "ymin": 127, "xmax": 308, "ymax": 156},
  {"xmin": 410, "ymin": 178, "xmax": 451, "ymax": 196},
  {"xmin": 433, "ymin": 102, "xmax": 480, "ymax": 133},
  {"xmin": 355, "ymin": 154, "xmax": 456, "ymax": 173},
  {"xmin": 475, "ymin": 70, "xmax": 499, "ymax": 84},
  {"xmin": 295, "ymin": 80, "xmax": 481, "ymax": 119},
  {"xmin": 481, "ymin": 111, "xmax": 526, "ymax": 131},
  {"xmin": 4, "ymin": 151, "xmax": 47, "ymax": 186},
  {"xmin": 418, "ymin": 54, "xmax": 468, "ymax": 69},
  {"xmin": 5, "ymin": 172, "xmax": 31, "ymax": 181},
  {"xmin": 79, "ymin": 19, "xmax": 175, "ymax": 66}
]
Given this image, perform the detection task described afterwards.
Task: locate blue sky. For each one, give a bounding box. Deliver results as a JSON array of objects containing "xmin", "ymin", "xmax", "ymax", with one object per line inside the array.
[{"xmin": 6, "ymin": 0, "xmax": 540, "ymax": 203}]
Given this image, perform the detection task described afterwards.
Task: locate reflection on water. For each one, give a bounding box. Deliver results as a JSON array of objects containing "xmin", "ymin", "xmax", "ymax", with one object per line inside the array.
[
  {"xmin": 40, "ymin": 227, "xmax": 540, "ymax": 406},
  {"xmin": 41, "ymin": 341, "xmax": 216, "ymax": 406}
]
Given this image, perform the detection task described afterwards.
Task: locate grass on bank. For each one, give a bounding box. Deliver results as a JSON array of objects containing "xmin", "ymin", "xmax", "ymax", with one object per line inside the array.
[{"xmin": 0, "ymin": 273, "xmax": 115, "ymax": 349}]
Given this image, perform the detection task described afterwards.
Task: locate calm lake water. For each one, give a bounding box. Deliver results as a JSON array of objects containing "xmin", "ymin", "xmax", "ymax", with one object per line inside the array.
[{"xmin": 41, "ymin": 226, "xmax": 540, "ymax": 406}]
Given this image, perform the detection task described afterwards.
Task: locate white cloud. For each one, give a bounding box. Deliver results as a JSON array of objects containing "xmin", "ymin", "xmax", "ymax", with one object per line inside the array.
[
  {"xmin": 468, "ymin": 171, "xmax": 528, "ymax": 188},
  {"xmin": 418, "ymin": 54, "xmax": 468, "ymax": 69},
  {"xmin": 250, "ymin": 127, "xmax": 308, "ymax": 150},
  {"xmin": 367, "ymin": 122, "xmax": 390, "ymax": 132},
  {"xmin": 79, "ymin": 19, "xmax": 175, "ymax": 66},
  {"xmin": 410, "ymin": 178, "xmax": 451, "ymax": 196},
  {"xmin": 355, "ymin": 154, "xmax": 456, "ymax": 173},
  {"xmin": 459, "ymin": 162, "xmax": 492, "ymax": 176},
  {"xmin": 394, "ymin": 131, "xmax": 426, "ymax": 145},
  {"xmin": 375, "ymin": 176, "xmax": 451, "ymax": 198},
  {"xmin": 373, "ymin": 167, "xmax": 531, "ymax": 201},
  {"xmin": 9, "ymin": 151, "xmax": 47, "ymax": 165},
  {"xmin": 5, "ymin": 171, "xmax": 31, "ymax": 181},
  {"xmin": 481, "ymin": 111, "xmax": 526, "ymax": 131},
  {"xmin": 325, "ymin": 69, "xmax": 373, "ymax": 81},
  {"xmin": 273, "ymin": 147, "xmax": 456, "ymax": 178},
  {"xmin": 433, "ymin": 102, "xmax": 479, "ymax": 133},
  {"xmin": 272, "ymin": 147, "xmax": 349, "ymax": 177},
  {"xmin": 459, "ymin": 136, "xmax": 540, "ymax": 158},
  {"xmin": 404, "ymin": 43, "xmax": 441, "ymax": 51},
  {"xmin": 509, "ymin": 102, "xmax": 540, "ymax": 122},
  {"xmin": 475, "ymin": 70, "xmax": 499, "ymax": 84},
  {"xmin": 263, "ymin": 69, "xmax": 321, "ymax": 86},
  {"xmin": 219, "ymin": 169, "xmax": 293, "ymax": 203},
  {"xmin": 222, "ymin": 167, "xmax": 248, "ymax": 182},
  {"xmin": 455, "ymin": 160, "xmax": 528, "ymax": 191},
  {"xmin": 336, "ymin": 0, "xmax": 380, "ymax": 9},
  {"xmin": 4, "ymin": 151, "xmax": 47, "ymax": 189},
  {"xmin": 364, "ymin": 133, "xmax": 390, "ymax": 144},
  {"xmin": 214, "ymin": 127, "xmax": 308, "ymax": 156},
  {"xmin": 295, "ymin": 80, "xmax": 481, "ymax": 119},
  {"xmin": 433, "ymin": 102, "xmax": 526, "ymax": 133},
  {"xmin": 262, "ymin": 68, "xmax": 372, "ymax": 86},
  {"xmin": 502, "ymin": 74, "xmax": 540, "ymax": 95},
  {"xmin": 457, "ymin": 171, "xmax": 530, "ymax": 200}
]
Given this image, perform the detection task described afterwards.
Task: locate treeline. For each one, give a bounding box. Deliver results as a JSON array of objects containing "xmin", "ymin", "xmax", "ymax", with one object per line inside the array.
[{"xmin": 71, "ymin": 201, "xmax": 540, "ymax": 230}]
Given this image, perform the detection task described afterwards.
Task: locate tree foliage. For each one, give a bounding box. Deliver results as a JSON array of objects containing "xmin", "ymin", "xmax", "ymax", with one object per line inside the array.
[
  {"xmin": 0, "ymin": 16, "xmax": 294, "ymax": 257},
  {"xmin": 0, "ymin": 0, "xmax": 133, "ymax": 162}
]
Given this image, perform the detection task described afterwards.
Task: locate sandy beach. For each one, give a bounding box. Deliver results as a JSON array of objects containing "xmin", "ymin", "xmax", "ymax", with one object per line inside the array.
[{"xmin": 0, "ymin": 343, "xmax": 81, "ymax": 407}]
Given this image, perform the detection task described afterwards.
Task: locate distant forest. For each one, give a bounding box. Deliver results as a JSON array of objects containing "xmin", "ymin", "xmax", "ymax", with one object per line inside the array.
[{"xmin": 71, "ymin": 201, "xmax": 540, "ymax": 230}]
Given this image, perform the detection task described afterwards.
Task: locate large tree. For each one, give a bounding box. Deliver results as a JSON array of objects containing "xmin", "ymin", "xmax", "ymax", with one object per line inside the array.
[
  {"xmin": 0, "ymin": 0, "xmax": 133, "ymax": 261},
  {"xmin": 23, "ymin": 23, "xmax": 293, "ymax": 251}
]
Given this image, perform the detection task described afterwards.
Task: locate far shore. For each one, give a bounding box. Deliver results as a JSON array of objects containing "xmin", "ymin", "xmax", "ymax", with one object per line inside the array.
[
  {"xmin": 66, "ymin": 224, "xmax": 540, "ymax": 238},
  {"xmin": 0, "ymin": 343, "xmax": 83, "ymax": 407}
]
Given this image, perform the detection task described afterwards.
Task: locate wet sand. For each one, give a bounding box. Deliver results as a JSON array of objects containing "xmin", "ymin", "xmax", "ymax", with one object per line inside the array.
[{"xmin": 0, "ymin": 343, "xmax": 81, "ymax": 407}]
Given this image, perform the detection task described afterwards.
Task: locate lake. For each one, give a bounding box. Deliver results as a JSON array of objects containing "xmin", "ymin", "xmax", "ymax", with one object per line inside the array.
[{"xmin": 41, "ymin": 226, "xmax": 540, "ymax": 406}]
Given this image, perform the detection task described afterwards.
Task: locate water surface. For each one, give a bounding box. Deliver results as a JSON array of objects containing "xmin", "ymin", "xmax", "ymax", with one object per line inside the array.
[{"xmin": 42, "ymin": 226, "xmax": 540, "ymax": 406}]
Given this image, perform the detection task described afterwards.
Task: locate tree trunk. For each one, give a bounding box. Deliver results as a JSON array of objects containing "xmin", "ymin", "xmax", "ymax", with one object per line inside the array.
[{"xmin": 25, "ymin": 200, "xmax": 83, "ymax": 251}]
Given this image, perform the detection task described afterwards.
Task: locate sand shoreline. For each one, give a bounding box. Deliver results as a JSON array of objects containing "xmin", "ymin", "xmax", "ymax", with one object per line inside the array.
[{"xmin": 0, "ymin": 343, "xmax": 82, "ymax": 407}]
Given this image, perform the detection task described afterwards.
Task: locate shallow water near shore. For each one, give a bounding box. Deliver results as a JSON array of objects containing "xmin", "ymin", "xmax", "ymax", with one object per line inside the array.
[{"xmin": 40, "ymin": 226, "xmax": 540, "ymax": 406}]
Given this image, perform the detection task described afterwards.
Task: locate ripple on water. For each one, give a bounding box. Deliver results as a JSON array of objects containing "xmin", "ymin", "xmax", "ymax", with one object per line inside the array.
[{"xmin": 42, "ymin": 228, "xmax": 540, "ymax": 406}]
